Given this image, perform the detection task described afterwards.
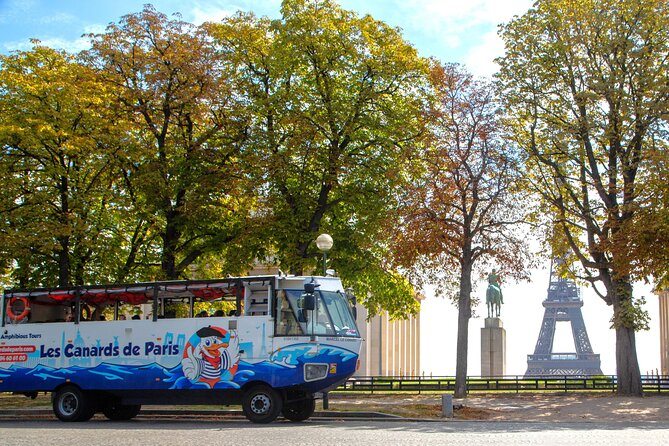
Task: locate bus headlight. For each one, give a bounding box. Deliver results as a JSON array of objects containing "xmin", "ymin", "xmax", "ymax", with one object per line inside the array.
[{"xmin": 304, "ymin": 363, "xmax": 328, "ymax": 382}]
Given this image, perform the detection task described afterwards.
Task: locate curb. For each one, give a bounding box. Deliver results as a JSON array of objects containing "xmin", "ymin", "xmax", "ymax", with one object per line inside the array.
[{"xmin": 0, "ymin": 408, "xmax": 402, "ymax": 420}]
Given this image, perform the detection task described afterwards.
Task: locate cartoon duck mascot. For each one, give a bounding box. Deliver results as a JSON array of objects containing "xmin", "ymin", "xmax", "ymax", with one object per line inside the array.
[{"xmin": 181, "ymin": 326, "xmax": 240, "ymax": 388}]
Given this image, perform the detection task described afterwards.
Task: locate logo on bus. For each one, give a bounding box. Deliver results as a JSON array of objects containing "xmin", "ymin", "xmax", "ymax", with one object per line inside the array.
[{"xmin": 181, "ymin": 325, "xmax": 240, "ymax": 388}]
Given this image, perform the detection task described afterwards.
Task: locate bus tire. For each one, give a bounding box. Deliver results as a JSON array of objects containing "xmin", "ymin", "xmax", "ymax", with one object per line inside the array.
[
  {"xmin": 242, "ymin": 384, "xmax": 283, "ymax": 424},
  {"xmin": 282, "ymin": 397, "xmax": 315, "ymax": 422},
  {"xmin": 102, "ymin": 403, "xmax": 141, "ymax": 421},
  {"xmin": 52, "ymin": 385, "xmax": 95, "ymax": 422}
]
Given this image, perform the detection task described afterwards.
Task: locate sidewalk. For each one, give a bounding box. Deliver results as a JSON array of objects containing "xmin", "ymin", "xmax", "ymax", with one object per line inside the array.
[
  {"xmin": 326, "ymin": 393, "xmax": 669, "ymax": 422},
  {"xmin": 2, "ymin": 392, "xmax": 668, "ymax": 422}
]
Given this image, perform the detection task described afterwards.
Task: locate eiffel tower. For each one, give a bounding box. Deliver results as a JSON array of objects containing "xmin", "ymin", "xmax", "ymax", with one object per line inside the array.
[{"xmin": 525, "ymin": 259, "xmax": 602, "ymax": 377}]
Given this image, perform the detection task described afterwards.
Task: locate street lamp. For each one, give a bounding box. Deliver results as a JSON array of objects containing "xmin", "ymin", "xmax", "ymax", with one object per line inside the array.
[{"xmin": 315, "ymin": 233, "xmax": 333, "ymax": 276}]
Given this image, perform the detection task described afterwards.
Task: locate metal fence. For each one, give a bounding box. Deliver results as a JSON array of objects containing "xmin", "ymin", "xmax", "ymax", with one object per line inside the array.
[{"xmin": 335, "ymin": 375, "xmax": 669, "ymax": 394}]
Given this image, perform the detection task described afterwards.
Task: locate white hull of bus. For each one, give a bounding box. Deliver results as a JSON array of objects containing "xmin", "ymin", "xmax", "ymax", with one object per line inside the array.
[{"xmin": 0, "ymin": 316, "xmax": 360, "ymax": 395}]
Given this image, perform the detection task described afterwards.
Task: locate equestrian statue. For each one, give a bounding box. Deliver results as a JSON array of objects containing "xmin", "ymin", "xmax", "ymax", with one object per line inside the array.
[{"xmin": 486, "ymin": 269, "xmax": 503, "ymax": 318}]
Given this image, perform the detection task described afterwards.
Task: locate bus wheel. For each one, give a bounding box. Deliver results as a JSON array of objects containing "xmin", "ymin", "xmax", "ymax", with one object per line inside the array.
[
  {"xmin": 52, "ymin": 385, "xmax": 95, "ymax": 422},
  {"xmin": 282, "ymin": 397, "xmax": 315, "ymax": 422},
  {"xmin": 242, "ymin": 385, "xmax": 283, "ymax": 424},
  {"xmin": 102, "ymin": 403, "xmax": 141, "ymax": 421}
]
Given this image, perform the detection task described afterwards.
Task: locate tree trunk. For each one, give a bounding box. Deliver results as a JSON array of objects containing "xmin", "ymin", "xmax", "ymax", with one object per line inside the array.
[
  {"xmin": 58, "ymin": 175, "xmax": 70, "ymax": 287},
  {"xmin": 611, "ymin": 278, "xmax": 643, "ymax": 396},
  {"xmin": 615, "ymin": 322, "xmax": 642, "ymax": 396},
  {"xmin": 161, "ymin": 208, "xmax": 181, "ymax": 280},
  {"xmin": 454, "ymin": 260, "xmax": 473, "ymax": 398},
  {"xmin": 57, "ymin": 237, "xmax": 70, "ymax": 287}
]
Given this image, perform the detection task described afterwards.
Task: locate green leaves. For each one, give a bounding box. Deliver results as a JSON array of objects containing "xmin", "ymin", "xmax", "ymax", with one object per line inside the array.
[
  {"xmin": 85, "ymin": 5, "xmax": 256, "ymax": 280},
  {"xmin": 0, "ymin": 1, "xmax": 430, "ymax": 318},
  {"xmin": 0, "ymin": 45, "xmax": 124, "ymax": 287},
  {"xmin": 206, "ymin": 0, "xmax": 429, "ymax": 316},
  {"xmin": 611, "ymin": 295, "xmax": 650, "ymax": 331},
  {"xmin": 497, "ymin": 0, "xmax": 669, "ymax": 285}
]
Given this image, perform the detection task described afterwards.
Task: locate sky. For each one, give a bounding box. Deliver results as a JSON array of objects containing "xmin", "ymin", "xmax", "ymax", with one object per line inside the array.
[
  {"xmin": 0, "ymin": 0, "xmax": 662, "ymax": 377},
  {"xmin": 0, "ymin": 0, "xmax": 534, "ymax": 77}
]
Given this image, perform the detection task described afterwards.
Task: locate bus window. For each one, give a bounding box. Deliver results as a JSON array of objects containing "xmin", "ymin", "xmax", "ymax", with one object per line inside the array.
[
  {"xmin": 4, "ymin": 293, "xmax": 74, "ymax": 324},
  {"xmin": 276, "ymin": 290, "xmax": 303, "ymax": 336}
]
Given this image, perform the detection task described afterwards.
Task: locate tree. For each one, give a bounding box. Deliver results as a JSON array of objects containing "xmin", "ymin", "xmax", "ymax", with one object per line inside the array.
[
  {"xmin": 208, "ymin": 0, "xmax": 430, "ymax": 317},
  {"xmin": 393, "ymin": 63, "xmax": 530, "ymax": 396},
  {"xmin": 0, "ymin": 44, "xmax": 125, "ymax": 287},
  {"xmin": 497, "ymin": 0, "xmax": 669, "ymax": 395},
  {"xmin": 84, "ymin": 5, "xmax": 255, "ymax": 280}
]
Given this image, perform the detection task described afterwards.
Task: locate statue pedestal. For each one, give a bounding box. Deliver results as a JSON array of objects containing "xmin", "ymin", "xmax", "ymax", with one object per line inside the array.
[{"xmin": 481, "ymin": 317, "xmax": 506, "ymax": 377}]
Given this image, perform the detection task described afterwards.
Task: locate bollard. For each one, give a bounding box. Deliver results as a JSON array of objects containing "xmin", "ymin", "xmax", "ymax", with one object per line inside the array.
[
  {"xmin": 323, "ymin": 392, "xmax": 329, "ymax": 410},
  {"xmin": 441, "ymin": 394, "xmax": 453, "ymax": 418}
]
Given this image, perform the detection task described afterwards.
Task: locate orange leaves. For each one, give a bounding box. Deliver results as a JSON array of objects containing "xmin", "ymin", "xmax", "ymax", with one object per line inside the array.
[{"xmin": 393, "ymin": 61, "xmax": 531, "ymax": 291}]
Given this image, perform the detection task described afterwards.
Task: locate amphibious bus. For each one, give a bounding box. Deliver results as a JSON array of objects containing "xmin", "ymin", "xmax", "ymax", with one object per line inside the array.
[{"xmin": 0, "ymin": 275, "xmax": 361, "ymax": 423}]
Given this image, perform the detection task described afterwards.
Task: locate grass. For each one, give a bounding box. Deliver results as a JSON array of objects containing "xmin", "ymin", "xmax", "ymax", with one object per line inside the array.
[
  {"xmin": 321, "ymin": 394, "xmax": 498, "ymax": 419},
  {"xmin": 0, "ymin": 392, "xmax": 50, "ymax": 409}
]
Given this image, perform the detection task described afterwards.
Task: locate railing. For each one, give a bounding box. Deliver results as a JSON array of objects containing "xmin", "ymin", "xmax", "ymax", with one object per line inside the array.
[
  {"xmin": 335, "ymin": 375, "xmax": 669, "ymax": 394},
  {"xmin": 527, "ymin": 353, "xmax": 601, "ymax": 361}
]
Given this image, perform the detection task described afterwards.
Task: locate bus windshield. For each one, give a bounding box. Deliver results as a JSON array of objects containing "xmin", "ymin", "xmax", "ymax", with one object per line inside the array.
[
  {"xmin": 319, "ymin": 291, "xmax": 358, "ymax": 337},
  {"xmin": 279, "ymin": 289, "xmax": 358, "ymax": 337}
]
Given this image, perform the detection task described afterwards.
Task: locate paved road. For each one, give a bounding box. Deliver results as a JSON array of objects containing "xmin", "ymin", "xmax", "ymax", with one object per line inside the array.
[{"xmin": 1, "ymin": 419, "xmax": 668, "ymax": 445}]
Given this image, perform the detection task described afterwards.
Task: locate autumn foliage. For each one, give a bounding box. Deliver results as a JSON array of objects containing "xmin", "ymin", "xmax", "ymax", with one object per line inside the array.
[{"xmin": 393, "ymin": 62, "xmax": 531, "ymax": 396}]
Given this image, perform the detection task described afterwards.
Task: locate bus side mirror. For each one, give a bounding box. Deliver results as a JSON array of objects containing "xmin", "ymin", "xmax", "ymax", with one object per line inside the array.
[
  {"xmin": 346, "ymin": 290, "xmax": 357, "ymax": 320},
  {"xmin": 300, "ymin": 282, "xmax": 319, "ymax": 311},
  {"xmin": 303, "ymin": 294, "xmax": 315, "ymax": 311},
  {"xmin": 297, "ymin": 293, "xmax": 315, "ymax": 311}
]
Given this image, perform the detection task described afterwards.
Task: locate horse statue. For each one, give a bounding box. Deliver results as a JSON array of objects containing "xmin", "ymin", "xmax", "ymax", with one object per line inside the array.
[{"xmin": 486, "ymin": 269, "xmax": 504, "ymax": 318}]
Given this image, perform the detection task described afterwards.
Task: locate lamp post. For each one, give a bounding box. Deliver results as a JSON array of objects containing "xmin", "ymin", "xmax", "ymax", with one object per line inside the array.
[
  {"xmin": 315, "ymin": 233, "xmax": 333, "ymax": 409},
  {"xmin": 315, "ymin": 233, "xmax": 333, "ymax": 276}
]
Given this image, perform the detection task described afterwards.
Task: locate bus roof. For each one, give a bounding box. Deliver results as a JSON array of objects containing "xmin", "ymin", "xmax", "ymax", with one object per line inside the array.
[{"xmin": 3, "ymin": 275, "xmax": 344, "ymax": 305}]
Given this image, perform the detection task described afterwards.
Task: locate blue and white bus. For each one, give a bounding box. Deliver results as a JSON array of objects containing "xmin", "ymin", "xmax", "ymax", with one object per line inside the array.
[{"xmin": 1, "ymin": 275, "xmax": 361, "ymax": 423}]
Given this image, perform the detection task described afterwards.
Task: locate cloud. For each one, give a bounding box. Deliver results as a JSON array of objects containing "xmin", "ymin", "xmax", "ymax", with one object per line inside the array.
[
  {"xmin": 0, "ymin": 36, "xmax": 92, "ymax": 54},
  {"xmin": 337, "ymin": 0, "xmax": 533, "ymax": 76},
  {"xmin": 189, "ymin": 5, "xmax": 236, "ymax": 24},
  {"xmin": 82, "ymin": 24, "xmax": 108, "ymax": 36},
  {"xmin": 399, "ymin": 0, "xmax": 531, "ymax": 32},
  {"xmin": 35, "ymin": 12, "xmax": 76, "ymax": 25},
  {"xmin": 183, "ymin": 0, "xmax": 282, "ymax": 24},
  {"xmin": 395, "ymin": 0, "xmax": 533, "ymax": 50},
  {"xmin": 464, "ymin": 29, "xmax": 505, "ymax": 78}
]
